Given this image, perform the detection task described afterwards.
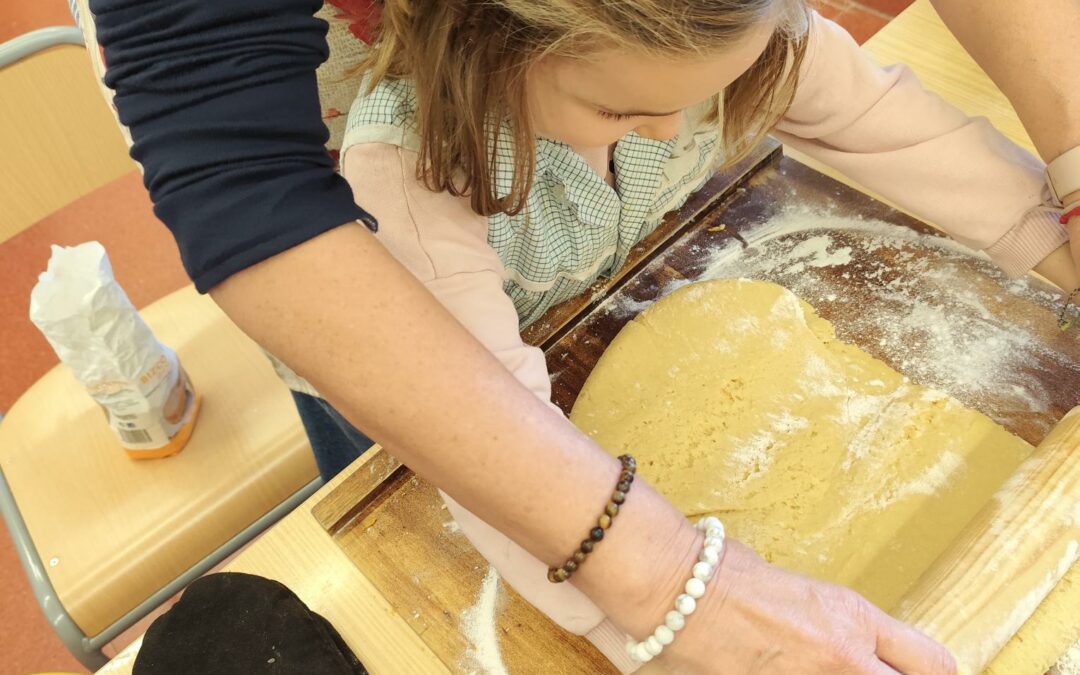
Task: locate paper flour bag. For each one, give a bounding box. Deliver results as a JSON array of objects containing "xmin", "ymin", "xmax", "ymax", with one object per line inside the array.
[{"xmin": 29, "ymin": 242, "xmax": 200, "ymax": 459}]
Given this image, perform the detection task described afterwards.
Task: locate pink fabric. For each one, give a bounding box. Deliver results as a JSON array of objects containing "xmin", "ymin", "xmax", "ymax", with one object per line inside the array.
[
  {"xmin": 342, "ymin": 142, "xmax": 634, "ymax": 666},
  {"xmin": 774, "ymin": 14, "xmax": 1068, "ymax": 273},
  {"xmin": 339, "ymin": 14, "xmax": 1070, "ymax": 670}
]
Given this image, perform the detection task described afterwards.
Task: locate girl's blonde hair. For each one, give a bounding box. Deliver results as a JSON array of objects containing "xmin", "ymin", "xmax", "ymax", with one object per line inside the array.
[{"xmin": 361, "ymin": 0, "xmax": 809, "ymax": 217}]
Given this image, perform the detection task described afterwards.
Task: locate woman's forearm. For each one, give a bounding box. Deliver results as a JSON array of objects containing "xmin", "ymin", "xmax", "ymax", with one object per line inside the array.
[
  {"xmin": 933, "ymin": 0, "xmax": 1080, "ymax": 280},
  {"xmin": 210, "ymin": 222, "xmax": 698, "ymax": 633},
  {"xmin": 1033, "ymin": 244, "xmax": 1080, "ymax": 291},
  {"xmin": 931, "ymin": 0, "xmax": 1080, "ymax": 208}
]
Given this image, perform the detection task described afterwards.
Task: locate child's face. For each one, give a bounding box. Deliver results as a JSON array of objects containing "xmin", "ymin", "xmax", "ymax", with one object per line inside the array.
[{"xmin": 527, "ymin": 18, "xmax": 778, "ymax": 149}]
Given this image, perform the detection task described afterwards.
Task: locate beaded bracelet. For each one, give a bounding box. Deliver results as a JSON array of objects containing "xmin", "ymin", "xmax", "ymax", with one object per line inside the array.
[
  {"xmin": 548, "ymin": 454, "xmax": 637, "ymax": 583},
  {"xmin": 626, "ymin": 516, "xmax": 726, "ymax": 663}
]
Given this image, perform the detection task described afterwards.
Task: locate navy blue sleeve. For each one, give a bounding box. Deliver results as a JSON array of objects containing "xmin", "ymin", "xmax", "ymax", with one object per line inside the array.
[{"xmin": 89, "ymin": 0, "xmax": 377, "ymax": 292}]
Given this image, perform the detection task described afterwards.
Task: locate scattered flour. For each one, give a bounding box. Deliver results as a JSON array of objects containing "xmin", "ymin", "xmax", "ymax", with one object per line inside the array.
[
  {"xmin": 769, "ymin": 410, "xmax": 810, "ymax": 434},
  {"xmin": 1054, "ymin": 642, "xmax": 1080, "ymax": 675},
  {"xmin": 624, "ymin": 205, "xmax": 1080, "ymax": 429},
  {"xmin": 785, "ymin": 235, "xmax": 854, "ymax": 273},
  {"xmin": 460, "ymin": 567, "xmax": 509, "ymax": 675},
  {"xmin": 571, "ymin": 206, "xmax": 1080, "ymax": 667},
  {"xmin": 727, "ymin": 432, "xmax": 777, "ymax": 480},
  {"xmin": 872, "ymin": 449, "xmax": 965, "ymax": 509}
]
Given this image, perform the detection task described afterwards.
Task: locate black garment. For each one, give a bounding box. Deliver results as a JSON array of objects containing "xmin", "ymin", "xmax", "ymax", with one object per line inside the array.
[
  {"xmin": 134, "ymin": 573, "xmax": 367, "ymax": 674},
  {"xmin": 290, "ymin": 390, "xmax": 375, "ymax": 481},
  {"xmin": 89, "ymin": 0, "xmax": 377, "ymax": 292}
]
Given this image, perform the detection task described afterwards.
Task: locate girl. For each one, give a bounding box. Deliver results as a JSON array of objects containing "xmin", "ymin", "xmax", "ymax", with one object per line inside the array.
[{"xmin": 284, "ymin": 0, "xmax": 1070, "ymax": 672}]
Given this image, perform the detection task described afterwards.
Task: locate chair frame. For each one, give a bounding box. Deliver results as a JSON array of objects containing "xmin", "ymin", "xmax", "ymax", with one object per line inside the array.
[{"xmin": 0, "ymin": 29, "xmax": 323, "ymax": 671}]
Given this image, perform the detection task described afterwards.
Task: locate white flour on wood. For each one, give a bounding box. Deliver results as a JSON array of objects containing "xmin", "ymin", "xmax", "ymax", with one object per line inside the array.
[
  {"xmin": 461, "ymin": 567, "xmax": 509, "ymax": 675},
  {"xmin": 598, "ymin": 205, "xmax": 1078, "ymax": 436}
]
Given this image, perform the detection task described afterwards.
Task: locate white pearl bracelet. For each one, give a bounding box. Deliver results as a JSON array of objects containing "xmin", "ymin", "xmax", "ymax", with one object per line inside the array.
[{"xmin": 625, "ymin": 516, "xmax": 726, "ymax": 663}]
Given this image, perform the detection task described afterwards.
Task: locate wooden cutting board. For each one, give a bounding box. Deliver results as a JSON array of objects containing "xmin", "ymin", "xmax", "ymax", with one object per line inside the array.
[{"xmin": 311, "ymin": 142, "xmax": 1080, "ymax": 674}]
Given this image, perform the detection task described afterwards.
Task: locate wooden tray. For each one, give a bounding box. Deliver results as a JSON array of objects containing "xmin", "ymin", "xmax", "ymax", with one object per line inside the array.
[
  {"xmin": 312, "ymin": 143, "xmax": 1080, "ymax": 674},
  {"xmin": 544, "ymin": 157, "xmax": 1080, "ymax": 444}
]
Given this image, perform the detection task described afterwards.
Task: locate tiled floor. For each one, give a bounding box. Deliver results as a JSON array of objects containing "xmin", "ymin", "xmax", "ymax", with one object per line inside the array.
[
  {"xmin": 815, "ymin": 0, "xmax": 911, "ymax": 44},
  {"xmin": 0, "ymin": 0, "xmax": 913, "ymax": 672}
]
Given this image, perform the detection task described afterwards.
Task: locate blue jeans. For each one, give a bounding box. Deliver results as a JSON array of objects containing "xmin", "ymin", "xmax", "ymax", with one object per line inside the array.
[{"xmin": 290, "ymin": 391, "xmax": 376, "ymax": 481}]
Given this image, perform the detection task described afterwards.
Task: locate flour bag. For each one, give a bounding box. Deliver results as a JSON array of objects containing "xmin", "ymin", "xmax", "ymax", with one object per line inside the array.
[{"xmin": 29, "ymin": 242, "xmax": 200, "ymax": 458}]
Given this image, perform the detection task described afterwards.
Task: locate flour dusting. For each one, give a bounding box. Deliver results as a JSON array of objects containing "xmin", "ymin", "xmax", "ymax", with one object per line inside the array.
[
  {"xmin": 785, "ymin": 235, "xmax": 854, "ymax": 272},
  {"xmin": 461, "ymin": 567, "xmax": 509, "ymax": 675},
  {"xmin": 609, "ymin": 205, "xmax": 1079, "ymax": 432},
  {"xmin": 727, "ymin": 432, "xmax": 777, "ymax": 480},
  {"xmin": 1053, "ymin": 642, "xmax": 1080, "ymax": 675}
]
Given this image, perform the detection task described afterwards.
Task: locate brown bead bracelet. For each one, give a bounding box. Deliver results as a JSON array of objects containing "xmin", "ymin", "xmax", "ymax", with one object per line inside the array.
[{"xmin": 548, "ymin": 454, "xmax": 637, "ymax": 583}]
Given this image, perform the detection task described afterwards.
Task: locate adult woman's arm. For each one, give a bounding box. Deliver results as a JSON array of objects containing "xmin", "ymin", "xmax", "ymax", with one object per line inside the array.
[
  {"xmin": 931, "ymin": 0, "xmax": 1080, "ymax": 274},
  {"xmin": 210, "ymin": 215, "xmax": 953, "ymax": 675},
  {"xmin": 88, "ymin": 0, "xmax": 695, "ymax": 636}
]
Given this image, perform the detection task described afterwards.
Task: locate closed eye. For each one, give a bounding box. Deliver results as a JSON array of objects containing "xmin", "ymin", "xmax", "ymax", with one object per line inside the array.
[{"xmin": 597, "ymin": 110, "xmax": 635, "ymax": 121}]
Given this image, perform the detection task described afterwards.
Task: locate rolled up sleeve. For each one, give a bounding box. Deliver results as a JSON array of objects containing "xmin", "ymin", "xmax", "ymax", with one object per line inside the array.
[{"xmin": 89, "ymin": 0, "xmax": 377, "ymax": 291}]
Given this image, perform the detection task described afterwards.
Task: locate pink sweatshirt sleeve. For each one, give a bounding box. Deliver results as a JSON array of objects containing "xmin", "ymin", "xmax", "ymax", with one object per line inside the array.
[
  {"xmin": 773, "ymin": 13, "xmax": 1068, "ymax": 277},
  {"xmin": 341, "ymin": 144, "xmax": 642, "ymax": 671}
]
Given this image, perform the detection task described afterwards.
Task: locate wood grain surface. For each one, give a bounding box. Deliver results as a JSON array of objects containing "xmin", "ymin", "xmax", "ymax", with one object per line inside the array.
[
  {"xmin": 0, "ymin": 45, "xmax": 134, "ymax": 243},
  {"xmin": 897, "ymin": 406, "xmax": 1080, "ymax": 673}
]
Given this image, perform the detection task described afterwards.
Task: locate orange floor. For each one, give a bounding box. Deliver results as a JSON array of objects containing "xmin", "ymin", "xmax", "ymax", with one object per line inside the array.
[{"xmin": 0, "ymin": 1, "xmax": 912, "ymax": 673}]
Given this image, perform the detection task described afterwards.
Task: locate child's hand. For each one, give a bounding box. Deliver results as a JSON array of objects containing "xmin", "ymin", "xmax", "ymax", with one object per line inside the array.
[{"xmin": 659, "ymin": 540, "xmax": 957, "ymax": 675}]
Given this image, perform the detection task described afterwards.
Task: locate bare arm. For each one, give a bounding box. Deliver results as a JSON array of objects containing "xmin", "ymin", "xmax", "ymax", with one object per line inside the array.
[
  {"xmin": 776, "ymin": 13, "xmax": 1079, "ymax": 291},
  {"xmin": 209, "ymin": 222, "xmax": 698, "ymax": 635},
  {"xmin": 211, "ymin": 156, "xmax": 953, "ymax": 674},
  {"xmin": 931, "ymin": 0, "xmax": 1080, "ymax": 279}
]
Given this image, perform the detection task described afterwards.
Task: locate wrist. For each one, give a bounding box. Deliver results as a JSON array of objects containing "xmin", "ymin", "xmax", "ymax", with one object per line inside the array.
[
  {"xmin": 571, "ymin": 483, "xmax": 704, "ymax": 637},
  {"xmin": 623, "ymin": 520, "xmax": 706, "ymax": 639}
]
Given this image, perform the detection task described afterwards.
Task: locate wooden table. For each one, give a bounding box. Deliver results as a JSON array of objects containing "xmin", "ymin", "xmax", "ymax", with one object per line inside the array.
[{"xmin": 94, "ymin": 2, "xmax": 1063, "ymax": 672}]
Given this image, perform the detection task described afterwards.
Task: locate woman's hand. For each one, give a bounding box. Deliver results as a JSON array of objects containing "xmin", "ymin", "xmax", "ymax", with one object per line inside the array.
[
  {"xmin": 444, "ymin": 492, "xmax": 953, "ymax": 674},
  {"xmin": 657, "ymin": 539, "xmax": 957, "ymax": 675}
]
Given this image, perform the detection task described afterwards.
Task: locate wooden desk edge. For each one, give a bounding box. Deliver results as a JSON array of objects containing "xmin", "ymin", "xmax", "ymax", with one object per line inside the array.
[{"xmin": 96, "ymin": 447, "xmax": 448, "ymax": 675}]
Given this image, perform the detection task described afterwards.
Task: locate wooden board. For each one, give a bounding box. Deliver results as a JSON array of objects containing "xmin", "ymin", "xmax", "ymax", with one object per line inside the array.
[
  {"xmin": 313, "ymin": 150, "xmax": 1080, "ymax": 673},
  {"xmin": 545, "ymin": 157, "xmax": 1080, "ymax": 443}
]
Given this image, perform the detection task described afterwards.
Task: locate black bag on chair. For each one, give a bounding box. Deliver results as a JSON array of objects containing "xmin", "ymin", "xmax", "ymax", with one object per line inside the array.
[{"xmin": 134, "ymin": 572, "xmax": 367, "ymax": 674}]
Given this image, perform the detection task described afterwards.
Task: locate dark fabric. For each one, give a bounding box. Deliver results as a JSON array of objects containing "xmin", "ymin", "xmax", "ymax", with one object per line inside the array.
[
  {"xmin": 88, "ymin": 0, "xmax": 378, "ymax": 292},
  {"xmin": 291, "ymin": 391, "xmax": 375, "ymax": 481},
  {"xmin": 134, "ymin": 573, "xmax": 366, "ymax": 674}
]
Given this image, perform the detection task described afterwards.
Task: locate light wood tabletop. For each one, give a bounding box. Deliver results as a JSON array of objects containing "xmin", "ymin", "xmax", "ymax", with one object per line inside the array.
[
  {"xmin": 0, "ymin": 43, "xmax": 134, "ymax": 244},
  {"xmin": 94, "ymin": 1, "xmax": 1059, "ymax": 672},
  {"xmin": 1, "ymin": 286, "xmax": 320, "ymax": 640}
]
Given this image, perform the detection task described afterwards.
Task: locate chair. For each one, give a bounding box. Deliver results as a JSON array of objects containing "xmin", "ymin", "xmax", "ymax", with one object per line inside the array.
[{"xmin": 0, "ymin": 27, "xmax": 323, "ymax": 670}]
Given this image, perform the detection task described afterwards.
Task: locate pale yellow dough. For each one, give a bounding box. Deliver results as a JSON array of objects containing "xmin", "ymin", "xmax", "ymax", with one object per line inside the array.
[{"xmin": 570, "ymin": 280, "xmax": 1076, "ymax": 672}]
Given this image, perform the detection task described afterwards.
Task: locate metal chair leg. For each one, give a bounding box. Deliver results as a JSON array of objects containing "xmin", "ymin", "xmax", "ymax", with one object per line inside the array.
[
  {"xmin": 1, "ymin": 467, "xmax": 323, "ymax": 670},
  {"xmin": 0, "ymin": 467, "xmax": 108, "ymax": 670}
]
